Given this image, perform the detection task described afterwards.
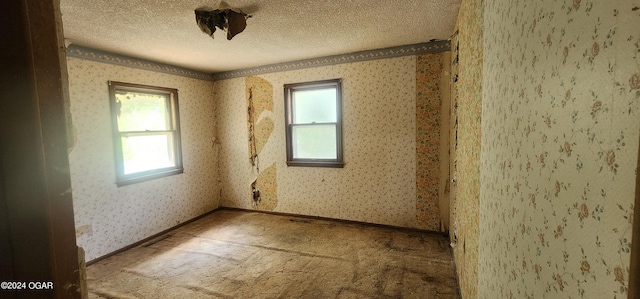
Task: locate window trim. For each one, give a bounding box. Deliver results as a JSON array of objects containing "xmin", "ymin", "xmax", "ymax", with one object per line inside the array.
[
  {"xmin": 108, "ymin": 81, "xmax": 183, "ymax": 186},
  {"xmin": 284, "ymin": 78, "xmax": 344, "ymax": 168}
]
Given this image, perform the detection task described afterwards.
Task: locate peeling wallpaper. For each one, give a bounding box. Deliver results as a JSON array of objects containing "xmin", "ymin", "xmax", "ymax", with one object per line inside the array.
[
  {"xmin": 215, "ymin": 55, "xmax": 449, "ymax": 230},
  {"xmin": 246, "ymin": 76, "xmax": 278, "ymax": 211},
  {"xmin": 451, "ymin": 0, "xmax": 483, "ymax": 297},
  {"xmin": 254, "ymin": 163, "xmax": 278, "ymax": 211},
  {"xmin": 479, "ymin": 0, "xmax": 639, "ymax": 297},
  {"xmin": 246, "ymin": 76, "xmax": 274, "ymax": 162},
  {"xmin": 66, "ymin": 57, "xmax": 219, "ymax": 261}
]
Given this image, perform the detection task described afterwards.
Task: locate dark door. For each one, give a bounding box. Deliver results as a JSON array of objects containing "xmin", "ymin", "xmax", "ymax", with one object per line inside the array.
[{"xmin": 0, "ymin": 1, "xmax": 81, "ymax": 298}]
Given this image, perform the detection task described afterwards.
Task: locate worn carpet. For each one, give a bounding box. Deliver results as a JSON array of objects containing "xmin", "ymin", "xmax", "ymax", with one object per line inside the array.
[{"xmin": 87, "ymin": 209, "xmax": 459, "ymax": 298}]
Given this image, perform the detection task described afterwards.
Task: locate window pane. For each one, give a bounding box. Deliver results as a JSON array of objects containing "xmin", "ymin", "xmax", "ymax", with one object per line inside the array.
[
  {"xmin": 116, "ymin": 92, "xmax": 169, "ymax": 131},
  {"xmin": 292, "ymin": 124, "xmax": 337, "ymax": 159},
  {"xmin": 293, "ymin": 88, "xmax": 337, "ymax": 124},
  {"xmin": 121, "ymin": 134, "xmax": 175, "ymax": 174}
]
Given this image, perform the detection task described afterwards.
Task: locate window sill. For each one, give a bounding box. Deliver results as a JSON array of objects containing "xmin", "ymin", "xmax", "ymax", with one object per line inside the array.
[
  {"xmin": 286, "ymin": 161, "xmax": 344, "ymax": 168},
  {"xmin": 116, "ymin": 168, "xmax": 184, "ymax": 187}
]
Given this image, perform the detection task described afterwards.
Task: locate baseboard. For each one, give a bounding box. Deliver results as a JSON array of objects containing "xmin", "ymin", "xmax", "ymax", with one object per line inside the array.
[
  {"xmin": 218, "ymin": 206, "xmax": 449, "ymax": 237},
  {"xmin": 85, "ymin": 207, "xmax": 221, "ymax": 266},
  {"xmin": 86, "ymin": 206, "xmax": 450, "ymax": 265}
]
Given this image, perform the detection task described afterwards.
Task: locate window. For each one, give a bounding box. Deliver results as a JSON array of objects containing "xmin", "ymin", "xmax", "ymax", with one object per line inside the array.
[
  {"xmin": 108, "ymin": 81, "xmax": 183, "ymax": 186},
  {"xmin": 284, "ymin": 79, "xmax": 343, "ymax": 168}
]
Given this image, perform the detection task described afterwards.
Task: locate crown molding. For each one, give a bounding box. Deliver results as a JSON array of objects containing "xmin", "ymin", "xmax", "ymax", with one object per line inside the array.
[
  {"xmin": 66, "ymin": 40, "xmax": 451, "ymax": 82},
  {"xmin": 65, "ymin": 45, "xmax": 215, "ymax": 81},
  {"xmin": 211, "ymin": 40, "xmax": 451, "ymax": 81}
]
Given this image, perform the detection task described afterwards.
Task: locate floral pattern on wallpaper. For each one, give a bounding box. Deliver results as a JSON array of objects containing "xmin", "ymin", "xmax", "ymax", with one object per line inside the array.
[
  {"xmin": 216, "ymin": 56, "xmax": 447, "ymax": 230},
  {"xmin": 479, "ymin": 0, "xmax": 639, "ymax": 298},
  {"xmin": 66, "ymin": 57, "xmax": 219, "ymax": 261},
  {"xmin": 416, "ymin": 53, "xmax": 444, "ymax": 231},
  {"xmin": 451, "ymin": 0, "xmax": 483, "ymax": 297}
]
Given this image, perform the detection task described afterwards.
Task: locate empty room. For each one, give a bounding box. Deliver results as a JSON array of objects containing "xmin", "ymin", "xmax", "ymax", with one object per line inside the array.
[{"xmin": 1, "ymin": 0, "xmax": 639, "ymax": 298}]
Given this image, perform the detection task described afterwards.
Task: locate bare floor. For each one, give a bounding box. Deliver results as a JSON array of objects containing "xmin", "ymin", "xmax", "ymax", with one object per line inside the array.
[{"xmin": 87, "ymin": 209, "xmax": 460, "ymax": 298}]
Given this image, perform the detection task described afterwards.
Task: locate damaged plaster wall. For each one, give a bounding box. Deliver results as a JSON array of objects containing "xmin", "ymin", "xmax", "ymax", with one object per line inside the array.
[
  {"xmin": 66, "ymin": 57, "xmax": 219, "ymax": 261},
  {"xmin": 216, "ymin": 55, "xmax": 450, "ymax": 231},
  {"xmin": 246, "ymin": 76, "xmax": 275, "ymax": 162},
  {"xmin": 246, "ymin": 76, "xmax": 277, "ymax": 210},
  {"xmin": 253, "ymin": 164, "xmax": 278, "ymax": 211},
  {"xmin": 449, "ymin": 0, "xmax": 482, "ymax": 297}
]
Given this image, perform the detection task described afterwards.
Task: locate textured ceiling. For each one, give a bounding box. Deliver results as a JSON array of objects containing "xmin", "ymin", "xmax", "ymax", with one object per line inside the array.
[{"xmin": 60, "ymin": 0, "xmax": 461, "ymax": 73}]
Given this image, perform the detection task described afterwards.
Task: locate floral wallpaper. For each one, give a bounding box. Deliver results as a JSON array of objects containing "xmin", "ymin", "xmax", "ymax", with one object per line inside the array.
[
  {"xmin": 450, "ymin": 0, "xmax": 483, "ymax": 297},
  {"xmin": 66, "ymin": 57, "xmax": 219, "ymax": 262},
  {"xmin": 466, "ymin": 0, "xmax": 639, "ymax": 298},
  {"xmin": 416, "ymin": 53, "xmax": 445, "ymax": 230},
  {"xmin": 216, "ymin": 55, "xmax": 449, "ymax": 231}
]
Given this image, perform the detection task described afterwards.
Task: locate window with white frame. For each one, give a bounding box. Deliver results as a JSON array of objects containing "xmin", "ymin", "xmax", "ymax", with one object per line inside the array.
[
  {"xmin": 108, "ymin": 81, "xmax": 183, "ymax": 186},
  {"xmin": 284, "ymin": 79, "xmax": 343, "ymax": 168}
]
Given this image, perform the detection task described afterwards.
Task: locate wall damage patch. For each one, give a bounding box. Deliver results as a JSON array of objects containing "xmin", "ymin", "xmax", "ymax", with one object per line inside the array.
[
  {"xmin": 246, "ymin": 76, "xmax": 274, "ymax": 165},
  {"xmin": 245, "ymin": 76, "xmax": 276, "ymax": 210},
  {"xmin": 251, "ymin": 163, "xmax": 277, "ymax": 211}
]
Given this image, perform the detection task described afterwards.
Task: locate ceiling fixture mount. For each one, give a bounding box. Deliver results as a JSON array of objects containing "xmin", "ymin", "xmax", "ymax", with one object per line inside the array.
[{"xmin": 195, "ymin": 3, "xmax": 251, "ymax": 41}]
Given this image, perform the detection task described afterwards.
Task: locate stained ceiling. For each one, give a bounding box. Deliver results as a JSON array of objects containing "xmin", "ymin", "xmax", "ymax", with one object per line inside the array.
[{"xmin": 60, "ymin": 0, "xmax": 461, "ymax": 73}]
